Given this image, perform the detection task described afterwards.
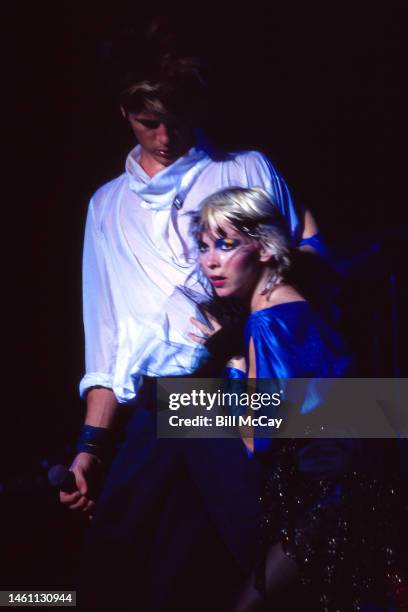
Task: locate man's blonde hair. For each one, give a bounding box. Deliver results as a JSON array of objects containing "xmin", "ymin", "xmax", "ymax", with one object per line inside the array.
[{"xmin": 119, "ymin": 54, "xmax": 206, "ymax": 121}]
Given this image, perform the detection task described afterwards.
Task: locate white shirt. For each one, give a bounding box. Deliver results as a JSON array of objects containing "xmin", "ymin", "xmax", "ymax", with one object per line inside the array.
[{"xmin": 80, "ymin": 144, "xmax": 302, "ymax": 403}]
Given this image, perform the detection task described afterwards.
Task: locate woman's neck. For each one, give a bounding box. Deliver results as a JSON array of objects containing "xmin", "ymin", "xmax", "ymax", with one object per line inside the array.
[{"xmin": 250, "ymin": 270, "xmax": 305, "ymax": 313}]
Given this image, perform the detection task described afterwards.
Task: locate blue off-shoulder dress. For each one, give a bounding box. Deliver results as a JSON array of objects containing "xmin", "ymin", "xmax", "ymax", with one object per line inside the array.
[
  {"xmin": 236, "ymin": 301, "xmax": 404, "ymax": 610},
  {"xmin": 245, "ymin": 301, "xmax": 350, "ymax": 379},
  {"xmin": 228, "ymin": 301, "xmax": 352, "ymax": 447},
  {"xmin": 246, "ymin": 301, "xmax": 351, "ymax": 440}
]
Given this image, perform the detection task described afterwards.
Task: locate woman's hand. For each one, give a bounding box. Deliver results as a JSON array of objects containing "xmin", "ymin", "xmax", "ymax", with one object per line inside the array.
[
  {"xmin": 227, "ymin": 356, "xmax": 247, "ymax": 372},
  {"xmin": 188, "ymin": 313, "xmax": 222, "ymax": 345}
]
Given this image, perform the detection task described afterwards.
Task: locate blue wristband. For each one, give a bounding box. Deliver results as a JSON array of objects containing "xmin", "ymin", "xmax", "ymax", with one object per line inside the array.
[{"xmin": 76, "ymin": 424, "xmax": 113, "ymax": 459}]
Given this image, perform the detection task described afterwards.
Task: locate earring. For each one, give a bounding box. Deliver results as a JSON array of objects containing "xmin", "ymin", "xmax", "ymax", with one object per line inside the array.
[{"xmin": 259, "ymin": 271, "xmax": 279, "ymax": 296}]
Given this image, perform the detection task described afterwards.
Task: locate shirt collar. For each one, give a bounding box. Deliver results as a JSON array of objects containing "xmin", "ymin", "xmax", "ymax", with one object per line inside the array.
[{"xmin": 125, "ymin": 142, "xmax": 211, "ymax": 210}]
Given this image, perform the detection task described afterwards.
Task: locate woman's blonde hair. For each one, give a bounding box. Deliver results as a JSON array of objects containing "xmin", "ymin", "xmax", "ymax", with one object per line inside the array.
[{"xmin": 194, "ymin": 187, "xmax": 293, "ymax": 284}]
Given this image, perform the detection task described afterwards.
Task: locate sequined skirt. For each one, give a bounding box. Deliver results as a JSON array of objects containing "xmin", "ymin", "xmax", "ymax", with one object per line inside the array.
[{"xmin": 257, "ymin": 439, "xmax": 407, "ymax": 611}]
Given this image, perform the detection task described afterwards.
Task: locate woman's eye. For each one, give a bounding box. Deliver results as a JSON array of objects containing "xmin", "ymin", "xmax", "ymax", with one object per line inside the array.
[
  {"xmin": 218, "ymin": 239, "xmax": 239, "ymax": 251},
  {"xmin": 198, "ymin": 242, "xmax": 208, "ymax": 253}
]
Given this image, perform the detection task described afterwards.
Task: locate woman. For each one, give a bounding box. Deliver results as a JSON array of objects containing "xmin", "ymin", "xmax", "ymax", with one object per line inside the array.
[{"xmin": 189, "ymin": 187, "xmax": 404, "ymax": 611}]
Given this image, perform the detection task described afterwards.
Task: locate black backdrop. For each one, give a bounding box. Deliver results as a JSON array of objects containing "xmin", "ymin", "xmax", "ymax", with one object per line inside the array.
[{"xmin": 4, "ymin": 0, "xmax": 406, "ymax": 591}]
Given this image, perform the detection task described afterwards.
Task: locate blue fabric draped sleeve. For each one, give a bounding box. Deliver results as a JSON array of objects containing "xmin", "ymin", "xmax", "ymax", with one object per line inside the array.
[
  {"xmin": 244, "ymin": 302, "xmax": 352, "ymax": 454},
  {"xmin": 299, "ymin": 232, "xmax": 328, "ymax": 257},
  {"xmin": 245, "ymin": 302, "xmax": 350, "ymax": 380}
]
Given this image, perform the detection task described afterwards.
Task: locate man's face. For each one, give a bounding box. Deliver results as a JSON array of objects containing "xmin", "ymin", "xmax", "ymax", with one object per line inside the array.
[{"xmin": 125, "ymin": 110, "xmax": 195, "ymax": 167}]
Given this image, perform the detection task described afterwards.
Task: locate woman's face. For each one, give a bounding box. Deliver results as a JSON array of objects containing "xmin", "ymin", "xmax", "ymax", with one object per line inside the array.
[{"xmin": 199, "ymin": 222, "xmax": 263, "ymax": 299}]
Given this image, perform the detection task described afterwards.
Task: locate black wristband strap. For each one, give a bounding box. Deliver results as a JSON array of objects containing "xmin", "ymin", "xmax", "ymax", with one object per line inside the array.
[{"xmin": 76, "ymin": 424, "xmax": 114, "ymax": 460}]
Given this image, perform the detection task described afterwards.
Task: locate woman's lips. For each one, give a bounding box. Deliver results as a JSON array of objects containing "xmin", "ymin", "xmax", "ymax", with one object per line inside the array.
[{"xmin": 210, "ymin": 276, "xmax": 226, "ymax": 287}]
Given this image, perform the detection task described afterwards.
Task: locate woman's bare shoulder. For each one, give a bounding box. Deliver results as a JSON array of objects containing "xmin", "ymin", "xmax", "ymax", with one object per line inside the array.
[{"xmin": 252, "ymin": 284, "xmax": 306, "ymax": 312}]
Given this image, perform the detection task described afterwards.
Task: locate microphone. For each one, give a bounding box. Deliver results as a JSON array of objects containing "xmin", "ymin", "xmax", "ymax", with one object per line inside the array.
[{"xmin": 48, "ymin": 465, "xmax": 78, "ymax": 493}]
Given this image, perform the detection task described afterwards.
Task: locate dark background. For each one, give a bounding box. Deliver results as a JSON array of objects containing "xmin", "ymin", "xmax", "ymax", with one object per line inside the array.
[{"xmin": 4, "ymin": 0, "xmax": 406, "ymax": 591}]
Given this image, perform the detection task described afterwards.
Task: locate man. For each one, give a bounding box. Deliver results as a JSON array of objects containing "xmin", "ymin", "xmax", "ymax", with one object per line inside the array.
[{"xmin": 61, "ymin": 52, "xmax": 321, "ymax": 610}]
